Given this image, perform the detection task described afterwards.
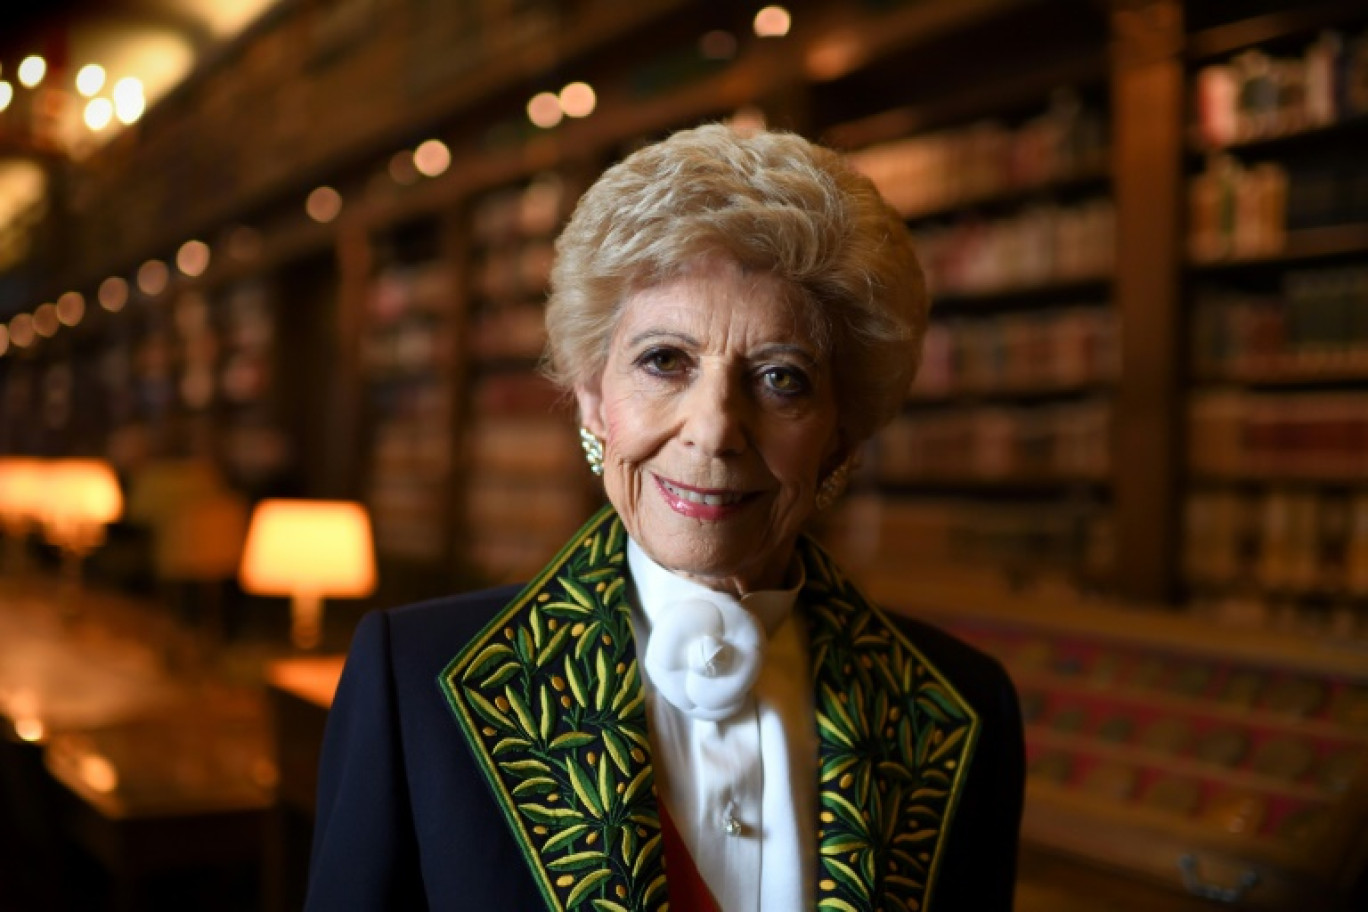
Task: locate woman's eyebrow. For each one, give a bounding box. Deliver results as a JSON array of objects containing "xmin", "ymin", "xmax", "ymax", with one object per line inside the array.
[
  {"xmin": 626, "ymin": 329, "xmax": 698, "ymax": 348},
  {"xmin": 753, "ymin": 343, "xmax": 820, "ymax": 367}
]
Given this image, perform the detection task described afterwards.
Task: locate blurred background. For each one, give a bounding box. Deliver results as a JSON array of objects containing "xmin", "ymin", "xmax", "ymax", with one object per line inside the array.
[{"xmin": 0, "ymin": 0, "xmax": 1365, "ymax": 909}]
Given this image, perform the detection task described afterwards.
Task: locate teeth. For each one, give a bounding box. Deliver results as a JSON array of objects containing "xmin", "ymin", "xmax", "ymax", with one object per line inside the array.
[{"xmin": 663, "ymin": 479, "xmax": 743, "ymax": 506}]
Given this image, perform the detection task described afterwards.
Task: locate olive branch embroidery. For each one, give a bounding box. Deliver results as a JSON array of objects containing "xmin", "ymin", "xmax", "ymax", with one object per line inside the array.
[
  {"xmin": 455, "ymin": 516, "xmax": 667, "ymax": 911},
  {"xmin": 803, "ymin": 542, "xmax": 976, "ymax": 912}
]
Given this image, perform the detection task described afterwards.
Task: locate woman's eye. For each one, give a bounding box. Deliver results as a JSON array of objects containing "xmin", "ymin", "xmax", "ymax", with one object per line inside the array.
[
  {"xmin": 762, "ymin": 367, "xmax": 807, "ymax": 395},
  {"xmin": 640, "ymin": 349, "xmax": 686, "ymax": 375}
]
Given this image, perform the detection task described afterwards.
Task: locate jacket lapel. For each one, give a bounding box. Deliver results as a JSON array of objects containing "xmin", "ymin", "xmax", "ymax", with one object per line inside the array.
[
  {"xmin": 801, "ymin": 538, "xmax": 980, "ymax": 912},
  {"xmin": 440, "ymin": 507, "xmax": 980, "ymax": 912},
  {"xmin": 439, "ymin": 507, "xmax": 664, "ymax": 911}
]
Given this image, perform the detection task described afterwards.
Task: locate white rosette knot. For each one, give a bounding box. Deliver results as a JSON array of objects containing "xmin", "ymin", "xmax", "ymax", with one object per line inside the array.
[{"xmin": 643, "ymin": 595, "xmax": 764, "ymax": 722}]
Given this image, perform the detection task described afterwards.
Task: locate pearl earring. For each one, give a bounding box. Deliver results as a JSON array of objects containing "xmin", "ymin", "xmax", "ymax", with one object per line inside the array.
[
  {"xmin": 815, "ymin": 460, "xmax": 853, "ymax": 511},
  {"xmin": 579, "ymin": 427, "xmax": 605, "ymax": 476}
]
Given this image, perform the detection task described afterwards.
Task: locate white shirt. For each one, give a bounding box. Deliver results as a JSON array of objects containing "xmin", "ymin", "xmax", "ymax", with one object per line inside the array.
[{"xmin": 627, "ymin": 540, "xmax": 817, "ymax": 912}]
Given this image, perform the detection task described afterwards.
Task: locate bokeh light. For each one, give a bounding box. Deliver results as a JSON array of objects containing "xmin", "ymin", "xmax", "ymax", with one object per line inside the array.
[
  {"xmin": 33, "ymin": 303, "xmax": 59, "ymax": 338},
  {"xmin": 137, "ymin": 259, "xmax": 170, "ymax": 296},
  {"xmin": 176, "ymin": 239, "xmax": 211, "ymax": 277},
  {"xmin": 9, "ymin": 314, "xmax": 36, "ymax": 348},
  {"xmin": 306, "ymin": 186, "xmax": 343, "ymax": 223},
  {"xmin": 17, "ymin": 56, "xmax": 46, "ymax": 88},
  {"xmin": 559, "ymin": 82, "xmax": 597, "ymax": 118},
  {"xmin": 414, "ymin": 139, "xmax": 451, "ymax": 177},
  {"xmin": 98, "ymin": 277, "xmax": 129, "ymax": 312},
  {"xmin": 76, "ymin": 64, "xmax": 106, "ymax": 97},
  {"xmin": 527, "ymin": 91, "xmax": 563, "ymax": 129},
  {"xmin": 56, "ymin": 292, "xmax": 86, "ymax": 327},
  {"xmin": 754, "ymin": 6, "xmax": 792, "ymax": 38},
  {"xmin": 84, "ymin": 98, "xmax": 114, "ymax": 131}
]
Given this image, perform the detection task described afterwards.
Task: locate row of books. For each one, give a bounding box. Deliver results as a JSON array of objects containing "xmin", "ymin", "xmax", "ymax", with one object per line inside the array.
[
  {"xmin": 848, "ymin": 88, "xmax": 1108, "ymax": 218},
  {"xmin": 1188, "ymin": 390, "xmax": 1368, "ymax": 480},
  {"xmin": 1191, "ymin": 30, "xmax": 1368, "ymax": 150},
  {"xmin": 1184, "ymin": 487, "xmax": 1368, "ymax": 597},
  {"xmin": 913, "ymin": 198, "xmax": 1115, "ymax": 296},
  {"xmin": 913, "ymin": 306, "xmax": 1117, "ymax": 398},
  {"xmin": 1188, "ymin": 156, "xmax": 1288, "ymax": 262},
  {"xmin": 875, "ymin": 399, "xmax": 1111, "ymax": 483},
  {"xmin": 1191, "ymin": 265, "xmax": 1368, "ymax": 378}
]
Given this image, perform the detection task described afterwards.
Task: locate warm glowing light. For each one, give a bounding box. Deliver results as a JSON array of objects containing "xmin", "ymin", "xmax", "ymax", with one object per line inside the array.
[
  {"xmin": 176, "ymin": 239, "xmax": 211, "ymax": 277},
  {"xmin": 112, "ymin": 76, "xmax": 143, "ymax": 107},
  {"xmin": 33, "ymin": 304, "xmax": 58, "ymax": 338},
  {"xmin": 17, "ymin": 56, "xmax": 46, "ymax": 88},
  {"xmin": 99, "ymin": 276, "xmax": 129, "ymax": 312},
  {"xmin": 0, "ymin": 457, "xmax": 45, "ymax": 532},
  {"xmin": 239, "ymin": 499, "xmax": 377, "ymax": 650},
  {"xmin": 700, "ymin": 30, "xmax": 738, "ymax": 60},
  {"xmin": 0, "ymin": 82, "xmax": 12, "ymax": 112},
  {"xmin": 559, "ymin": 82, "xmax": 596, "ymax": 118},
  {"xmin": 40, "ymin": 459, "xmax": 124, "ymax": 556},
  {"xmin": 137, "ymin": 259, "xmax": 170, "ymax": 296},
  {"xmin": 527, "ymin": 91, "xmax": 563, "ymax": 129},
  {"xmin": 804, "ymin": 30, "xmax": 865, "ymax": 81},
  {"xmin": 13, "ymin": 718, "xmax": 44, "ymax": 743},
  {"xmin": 753, "ymin": 6, "xmax": 792, "ymax": 38},
  {"xmin": 0, "ymin": 325, "xmax": 8, "ymax": 357},
  {"xmin": 388, "ymin": 150, "xmax": 417, "ymax": 185},
  {"xmin": 727, "ymin": 106, "xmax": 768, "ymax": 136},
  {"xmin": 54, "ymin": 292, "xmax": 85, "ymax": 328},
  {"xmin": 79, "ymin": 754, "xmax": 119, "ymax": 794},
  {"xmin": 8, "ymin": 314, "xmax": 35, "ymax": 348},
  {"xmin": 413, "ymin": 139, "xmax": 451, "ymax": 177},
  {"xmin": 306, "ymin": 186, "xmax": 343, "ymax": 223},
  {"xmin": 75, "ymin": 64, "xmax": 106, "ymax": 97},
  {"xmin": 113, "ymin": 77, "xmax": 146, "ymax": 124},
  {"xmin": 84, "ymin": 97, "xmax": 114, "ymax": 131}
]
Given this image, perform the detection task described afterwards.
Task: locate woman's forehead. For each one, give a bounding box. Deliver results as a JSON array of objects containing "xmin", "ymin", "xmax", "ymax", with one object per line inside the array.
[{"xmin": 613, "ymin": 269, "xmax": 823, "ymax": 353}]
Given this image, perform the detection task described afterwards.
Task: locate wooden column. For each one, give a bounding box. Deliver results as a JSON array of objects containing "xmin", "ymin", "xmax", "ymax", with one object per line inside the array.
[{"xmin": 1109, "ymin": 0, "xmax": 1185, "ymax": 603}]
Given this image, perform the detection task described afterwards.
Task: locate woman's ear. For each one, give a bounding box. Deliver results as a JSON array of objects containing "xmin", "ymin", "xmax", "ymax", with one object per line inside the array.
[{"xmin": 574, "ymin": 377, "xmax": 606, "ymax": 438}]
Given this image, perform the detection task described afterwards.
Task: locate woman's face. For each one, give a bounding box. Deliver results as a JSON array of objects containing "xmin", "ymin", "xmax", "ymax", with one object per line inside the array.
[{"xmin": 576, "ymin": 256, "xmax": 841, "ymax": 595}]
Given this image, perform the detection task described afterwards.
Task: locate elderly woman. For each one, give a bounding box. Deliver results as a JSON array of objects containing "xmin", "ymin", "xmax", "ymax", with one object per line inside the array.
[{"xmin": 307, "ymin": 124, "xmax": 1024, "ymax": 911}]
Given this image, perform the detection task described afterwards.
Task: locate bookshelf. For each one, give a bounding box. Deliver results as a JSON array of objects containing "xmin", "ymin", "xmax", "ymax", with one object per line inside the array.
[{"xmin": 1180, "ymin": 3, "xmax": 1368, "ymax": 638}]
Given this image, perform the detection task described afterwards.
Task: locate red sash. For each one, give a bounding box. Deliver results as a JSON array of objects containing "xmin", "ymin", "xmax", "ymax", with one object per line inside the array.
[{"xmin": 658, "ymin": 801, "xmax": 721, "ymax": 912}]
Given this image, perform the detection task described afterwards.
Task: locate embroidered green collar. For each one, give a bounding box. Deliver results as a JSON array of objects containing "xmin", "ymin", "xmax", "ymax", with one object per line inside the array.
[{"xmin": 439, "ymin": 507, "xmax": 979, "ymax": 911}]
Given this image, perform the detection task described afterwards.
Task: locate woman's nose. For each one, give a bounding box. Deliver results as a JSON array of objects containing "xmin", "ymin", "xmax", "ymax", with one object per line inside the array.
[{"xmin": 679, "ymin": 370, "xmax": 748, "ymax": 456}]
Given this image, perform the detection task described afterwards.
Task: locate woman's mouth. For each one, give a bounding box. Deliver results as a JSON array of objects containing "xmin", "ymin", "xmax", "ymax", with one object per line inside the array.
[
  {"xmin": 660, "ymin": 478, "xmax": 744, "ymax": 505},
  {"xmin": 656, "ymin": 476, "xmax": 752, "ymax": 519}
]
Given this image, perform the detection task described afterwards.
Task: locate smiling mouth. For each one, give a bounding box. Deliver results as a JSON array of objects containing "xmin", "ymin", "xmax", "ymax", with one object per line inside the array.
[{"xmin": 659, "ymin": 477, "xmax": 747, "ymax": 506}]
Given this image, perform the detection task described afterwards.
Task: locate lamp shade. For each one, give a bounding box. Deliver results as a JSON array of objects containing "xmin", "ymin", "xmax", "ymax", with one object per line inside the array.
[
  {"xmin": 0, "ymin": 457, "xmax": 46, "ymax": 526},
  {"xmin": 48, "ymin": 459, "xmax": 123, "ymax": 523},
  {"xmin": 238, "ymin": 499, "xmax": 376, "ymax": 599}
]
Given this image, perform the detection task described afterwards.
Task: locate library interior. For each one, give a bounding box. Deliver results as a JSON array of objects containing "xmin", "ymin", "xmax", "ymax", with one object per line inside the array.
[{"xmin": 0, "ymin": 0, "xmax": 1366, "ymax": 909}]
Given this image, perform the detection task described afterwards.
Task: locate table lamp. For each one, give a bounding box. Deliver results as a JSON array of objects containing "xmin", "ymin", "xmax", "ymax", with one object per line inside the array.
[
  {"xmin": 238, "ymin": 499, "xmax": 376, "ymax": 651},
  {"xmin": 0, "ymin": 456, "xmax": 47, "ymax": 575},
  {"xmin": 40, "ymin": 458, "xmax": 124, "ymax": 574}
]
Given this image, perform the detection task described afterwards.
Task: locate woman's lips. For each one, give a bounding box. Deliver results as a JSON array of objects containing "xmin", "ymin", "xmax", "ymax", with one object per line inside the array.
[{"xmin": 655, "ymin": 476, "xmax": 754, "ymax": 520}]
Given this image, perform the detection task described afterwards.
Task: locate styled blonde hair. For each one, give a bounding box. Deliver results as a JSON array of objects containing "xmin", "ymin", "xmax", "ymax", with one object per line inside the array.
[{"xmin": 544, "ymin": 123, "xmax": 928, "ymax": 446}]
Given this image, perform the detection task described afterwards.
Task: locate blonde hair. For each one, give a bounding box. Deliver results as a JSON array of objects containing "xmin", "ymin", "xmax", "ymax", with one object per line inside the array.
[{"xmin": 544, "ymin": 123, "xmax": 928, "ymax": 445}]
